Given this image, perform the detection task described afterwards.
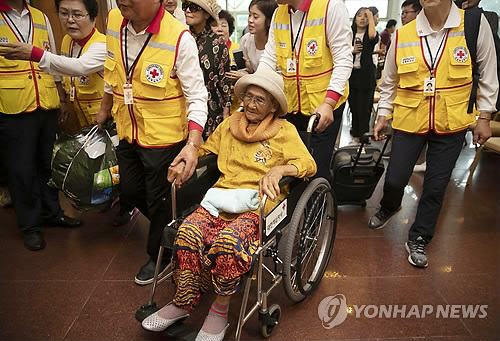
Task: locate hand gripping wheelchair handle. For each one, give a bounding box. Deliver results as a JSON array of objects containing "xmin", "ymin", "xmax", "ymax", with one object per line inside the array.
[
  {"xmin": 301, "ymin": 113, "xmax": 320, "ymax": 152},
  {"xmin": 162, "ymin": 154, "xmax": 219, "ymax": 250}
]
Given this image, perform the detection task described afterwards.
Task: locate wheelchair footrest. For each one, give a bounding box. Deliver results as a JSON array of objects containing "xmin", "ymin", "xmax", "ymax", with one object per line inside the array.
[{"xmin": 162, "ymin": 321, "xmax": 198, "ymax": 341}]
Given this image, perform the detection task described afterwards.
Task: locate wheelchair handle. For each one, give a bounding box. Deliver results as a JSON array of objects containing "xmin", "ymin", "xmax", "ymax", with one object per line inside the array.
[
  {"xmin": 170, "ymin": 181, "xmax": 177, "ymax": 221},
  {"xmin": 259, "ymin": 194, "xmax": 268, "ymax": 248},
  {"xmin": 352, "ymin": 132, "xmax": 392, "ymax": 173},
  {"xmin": 307, "ymin": 113, "xmax": 320, "ymax": 133}
]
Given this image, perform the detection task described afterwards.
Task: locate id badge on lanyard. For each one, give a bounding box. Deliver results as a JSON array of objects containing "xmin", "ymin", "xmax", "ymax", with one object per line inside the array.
[
  {"xmin": 123, "ymin": 83, "xmax": 133, "ymax": 105},
  {"xmin": 423, "ymin": 77, "xmax": 435, "ymax": 97},
  {"xmin": 69, "ymin": 85, "xmax": 76, "ymax": 102}
]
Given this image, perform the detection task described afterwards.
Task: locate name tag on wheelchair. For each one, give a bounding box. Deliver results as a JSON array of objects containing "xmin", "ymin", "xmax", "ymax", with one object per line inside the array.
[{"xmin": 265, "ymin": 199, "xmax": 287, "ymax": 236}]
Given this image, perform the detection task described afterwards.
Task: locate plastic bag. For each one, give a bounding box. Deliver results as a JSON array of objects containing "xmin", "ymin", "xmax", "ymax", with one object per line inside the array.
[{"xmin": 50, "ymin": 124, "xmax": 120, "ymax": 210}]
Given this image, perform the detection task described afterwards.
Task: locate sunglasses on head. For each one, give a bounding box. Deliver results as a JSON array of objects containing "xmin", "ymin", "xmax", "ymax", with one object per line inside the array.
[{"xmin": 182, "ymin": 2, "xmax": 203, "ymax": 12}]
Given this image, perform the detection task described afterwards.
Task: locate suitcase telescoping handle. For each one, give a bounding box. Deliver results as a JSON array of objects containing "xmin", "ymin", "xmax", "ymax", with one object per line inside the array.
[{"xmin": 351, "ymin": 132, "xmax": 393, "ymax": 173}]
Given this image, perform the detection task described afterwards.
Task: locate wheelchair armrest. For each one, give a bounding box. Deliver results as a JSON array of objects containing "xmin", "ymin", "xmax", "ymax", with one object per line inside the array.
[
  {"xmin": 279, "ymin": 176, "xmax": 296, "ymax": 187},
  {"xmin": 197, "ymin": 154, "xmax": 217, "ymax": 168}
]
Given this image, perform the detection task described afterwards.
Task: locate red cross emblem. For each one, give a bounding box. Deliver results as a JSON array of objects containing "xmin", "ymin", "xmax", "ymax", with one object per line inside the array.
[
  {"xmin": 307, "ymin": 39, "xmax": 319, "ymax": 56},
  {"xmin": 43, "ymin": 41, "xmax": 50, "ymax": 51},
  {"xmin": 453, "ymin": 47, "xmax": 468, "ymax": 63},
  {"xmin": 78, "ymin": 75, "xmax": 89, "ymax": 85},
  {"xmin": 145, "ymin": 64, "xmax": 164, "ymax": 83},
  {"xmin": 149, "ymin": 69, "xmax": 159, "ymax": 79},
  {"xmin": 282, "ymin": 202, "xmax": 286, "ymax": 210}
]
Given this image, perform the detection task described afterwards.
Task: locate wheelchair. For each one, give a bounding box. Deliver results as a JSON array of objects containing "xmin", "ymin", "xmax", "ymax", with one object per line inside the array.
[{"xmin": 135, "ymin": 114, "xmax": 338, "ymax": 340}]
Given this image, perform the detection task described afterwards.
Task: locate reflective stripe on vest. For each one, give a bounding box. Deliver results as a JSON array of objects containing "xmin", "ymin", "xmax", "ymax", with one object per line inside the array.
[
  {"xmin": 393, "ymin": 9, "xmax": 476, "ymax": 134},
  {"xmin": 273, "ymin": 0, "xmax": 348, "ymax": 114},
  {"xmin": 104, "ymin": 8, "xmax": 188, "ymax": 147},
  {"xmin": 61, "ymin": 29, "xmax": 106, "ymax": 127},
  {"xmin": 0, "ymin": 5, "xmax": 59, "ymax": 114}
]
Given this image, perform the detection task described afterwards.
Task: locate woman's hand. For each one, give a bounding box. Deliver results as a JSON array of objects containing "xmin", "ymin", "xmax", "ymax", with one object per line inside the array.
[
  {"xmin": 0, "ymin": 42, "xmax": 34, "ymax": 60},
  {"xmin": 94, "ymin": 92, "xmax": 113, "ymax": 128},
  {"xmin": 227, "ymin": 70, "xmax": 248, "ymax": 82},
  {"xmin": 167, "ymin": 161, "xmax": 186, "ymax": 188},
  {"xmin": 169, "ymin": 143, "xmax": 199, "ymax": 185},
  {"xmin": 94, "ymin": 108, "xmax": 110, "ymax": 128},
  {"xmin": 58, "ymin": 102, "xmax": 71, "ymax": 124},
  {"xmin": 244, "ymin": 57, "xmax": 254, "ymax": 74},
  {"xmin": 353, "ymin": 43, "xmax": 363, "ymax": 54},
  {"xmin": 259, "ymin": 166, "xmax": 285, "ymax": 201},
  {"xmin": 259, "ymin": 165, "xmax": 298, "ymax": 201}
]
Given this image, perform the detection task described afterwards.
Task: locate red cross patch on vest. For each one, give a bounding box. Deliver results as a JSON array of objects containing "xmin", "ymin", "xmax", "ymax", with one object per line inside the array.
[
  {"xmin": 453, "ymin": 46, "xmax": 469, "ymax": 63},
  {"xmin": 145, "ymin": 64, "xmax": 164, "ymax": 83}
]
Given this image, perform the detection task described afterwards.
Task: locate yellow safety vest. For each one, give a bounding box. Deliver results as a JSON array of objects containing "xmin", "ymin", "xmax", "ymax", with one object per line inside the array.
[
  {"xmin": 392, "ymin": 9, "xmax": 476, "ymax": 134},
  {"xmin": 61, "ymin": 29, "xmax": 105, "ymax": 127},
  {"xmin": 0, "ymin": 5, "xmax": 59, "ymax": 114},
  {"xmin": 228, "ymin": 40, "xmax": 239, "ymax": 66},
  {"xmin": 273, "ymin": 0, "xmax": 348, "ymax": 115},
  {"xmin": 104, "ymin": 8, "xmax": 188, "ymax": 147}
]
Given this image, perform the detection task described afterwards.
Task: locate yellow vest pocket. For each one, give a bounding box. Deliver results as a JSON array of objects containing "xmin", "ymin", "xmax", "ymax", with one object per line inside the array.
[
  {"xmin": 397, "ymin": 62, "xmax": 420, "ymax": 88},
  {"xmin": 444, "ymin": 94, "xmax": 475, "ymax": 131}
]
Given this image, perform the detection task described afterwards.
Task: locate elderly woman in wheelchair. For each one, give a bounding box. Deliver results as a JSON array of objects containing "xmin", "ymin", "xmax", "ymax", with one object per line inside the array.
[{"xmin": 141, "ymin": 70, "xmax": 316, "ymax": 341}]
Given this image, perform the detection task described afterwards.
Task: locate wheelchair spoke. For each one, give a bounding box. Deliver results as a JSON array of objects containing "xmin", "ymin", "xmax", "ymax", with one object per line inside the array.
[{"xmin": 299, "ymin": 193, "xmax": 329, "ymax": 287}]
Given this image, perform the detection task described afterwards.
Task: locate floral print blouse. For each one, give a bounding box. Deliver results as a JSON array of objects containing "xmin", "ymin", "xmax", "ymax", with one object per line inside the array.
[{"xmin": 191, "ymin": 25, "xmax": 231, "ymax": 140}]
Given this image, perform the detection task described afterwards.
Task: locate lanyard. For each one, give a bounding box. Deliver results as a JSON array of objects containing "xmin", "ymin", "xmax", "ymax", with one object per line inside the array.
[
  {"xmin": 124, "ymin": 27, "xmax": 152, "ymax": 82},
  {"xmin": 424, "ymin": 30, "xmax": 448, "ymax": 78},
  {"xmin": 3, "ymin": 11, "xmax": 31, "ymax": 43},
  {"xmin": 69, "ymin": 40, "xmax": 84, "ymax": 87},
  {"xmin": 290, "ymin": 11, "xmax": 306, "ymax": 55},
  {"xmin": 69, "ymin": 40, "xmax": 84, "ymax": 59}
]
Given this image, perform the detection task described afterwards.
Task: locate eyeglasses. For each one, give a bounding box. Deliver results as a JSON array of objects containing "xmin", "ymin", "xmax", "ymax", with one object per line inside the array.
[
  {"xmin": 401, "ymin": 10, "xmax": 417, "ymax": 16},
  {"xmin": 182, "ymin": 2, "xmax": 203, "ymax": 12},
  {"xmin": 58, "ymin": 12, "xmax": 89, "ymax": 20},
  {"xmin": 243, "ymin": 92, "xmax": 268, "ymax": 106}
]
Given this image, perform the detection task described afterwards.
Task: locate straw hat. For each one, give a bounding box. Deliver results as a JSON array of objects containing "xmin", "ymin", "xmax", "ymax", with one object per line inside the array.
[
  {"xmin": 182, "ymin": 0, "xmax": 221, "ymax": 21},
  {"xmin": 234, "ymin": 69, "xmax": 288, "ymax": 117}
]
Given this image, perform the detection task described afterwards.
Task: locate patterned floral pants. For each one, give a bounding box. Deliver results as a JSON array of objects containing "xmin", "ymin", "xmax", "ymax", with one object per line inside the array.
[{"xmin": 172, "ymin": 207, "xmax": 259, "ymax": 310}]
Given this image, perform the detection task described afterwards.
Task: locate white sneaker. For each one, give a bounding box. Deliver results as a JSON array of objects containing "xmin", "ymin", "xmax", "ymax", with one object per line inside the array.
[{"xmin": 413, "ymin": 162, "xmax": 426, "ymax": 172}]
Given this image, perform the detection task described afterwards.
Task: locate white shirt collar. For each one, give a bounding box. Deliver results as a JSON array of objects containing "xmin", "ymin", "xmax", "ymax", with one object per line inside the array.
[
  {"xmin": 126, "ymin": 21, "xmax": 147, "ymax": 36},
  {"xmin": 6, "ymin": 7, "xmax": 29, "ymax": 18},
  {"xmin": 416, "ymin": 2, "xmax": 461, "ymax": 37}
]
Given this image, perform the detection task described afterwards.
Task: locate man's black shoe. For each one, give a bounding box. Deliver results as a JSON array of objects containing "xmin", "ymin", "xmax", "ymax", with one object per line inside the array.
[
  {"xmin": 135, "ymin": 257, "xmax": 171, "ymax": 286},
  {"xmin": 46, "ymin": 215, "xmax": 82, "ymax": 228},
  {"xmin": 405, "ymin": 236, "xmax": 429, "ymax": 268},
  {"xmin": 24, "ymin": 231, "xmax": 46, "ymax": 251},
  {"xmin": 368, "ymin": 207, "xmax": 401, "ymax": 230}
]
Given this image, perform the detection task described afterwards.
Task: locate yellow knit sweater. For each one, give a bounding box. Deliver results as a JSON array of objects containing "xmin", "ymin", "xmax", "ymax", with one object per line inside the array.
[{"xmin": 199, "ymin": 115, "xmax": 317, "ymax": 217}]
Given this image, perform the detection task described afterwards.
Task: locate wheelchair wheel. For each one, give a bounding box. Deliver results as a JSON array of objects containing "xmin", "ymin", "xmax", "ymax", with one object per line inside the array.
[
  {"xmin": 283, "ymin": 177, "xmax": 337, "ymax": 302},
  {"xmin": 260, "ymin": 304, "xmax": 281, "ymax": 338}
]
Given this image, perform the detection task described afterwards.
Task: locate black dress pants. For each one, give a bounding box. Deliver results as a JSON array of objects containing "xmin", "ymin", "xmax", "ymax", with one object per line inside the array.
[
  {"xmin": 380, "ymin": 129, "xmax": 467, "ymax": 242},
  {"xmin": 285, "ymin": 103, "xmax": 345, "ymax": 181},
  {"xmin": 0, "ymin": 109, "xmax": 62, "ymax": 233},
  {"xmin": 116, "ymin": 140, "xmax": 184, "ymax": 260}
]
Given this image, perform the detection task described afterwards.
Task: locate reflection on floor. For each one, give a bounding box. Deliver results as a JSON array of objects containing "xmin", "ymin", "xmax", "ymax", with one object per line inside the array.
[{"xmin": 0, "ymin": 114, "xmax": 499, "ymax": 341}]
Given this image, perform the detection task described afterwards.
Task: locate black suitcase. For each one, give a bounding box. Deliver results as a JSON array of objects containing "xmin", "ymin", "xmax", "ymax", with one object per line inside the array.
[{"xmin": 331, "ymin": 134, "xmax": 391, "ymax": 206}]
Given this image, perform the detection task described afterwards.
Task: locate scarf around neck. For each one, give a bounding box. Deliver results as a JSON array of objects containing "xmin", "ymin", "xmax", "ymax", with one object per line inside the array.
[{"xmin": 229, "ymin": 110, "xmax": 285, "ymax": 142}]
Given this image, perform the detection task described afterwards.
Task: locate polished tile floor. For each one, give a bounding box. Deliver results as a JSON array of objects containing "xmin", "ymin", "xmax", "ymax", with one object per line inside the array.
[{"xmin": 0, "ymin": 122, "xmax": 499, "ymax": 341}]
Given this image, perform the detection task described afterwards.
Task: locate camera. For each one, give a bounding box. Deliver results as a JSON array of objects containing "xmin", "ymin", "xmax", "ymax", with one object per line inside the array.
[{"xmin": 231, "ymin": 64, "xmax": 238, "ymax": 71}]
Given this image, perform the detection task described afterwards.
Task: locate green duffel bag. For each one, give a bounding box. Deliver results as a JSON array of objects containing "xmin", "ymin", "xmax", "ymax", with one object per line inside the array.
[{"xmin": 50, "ymin": 124, "xmax": 120, "ymax": 210}]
